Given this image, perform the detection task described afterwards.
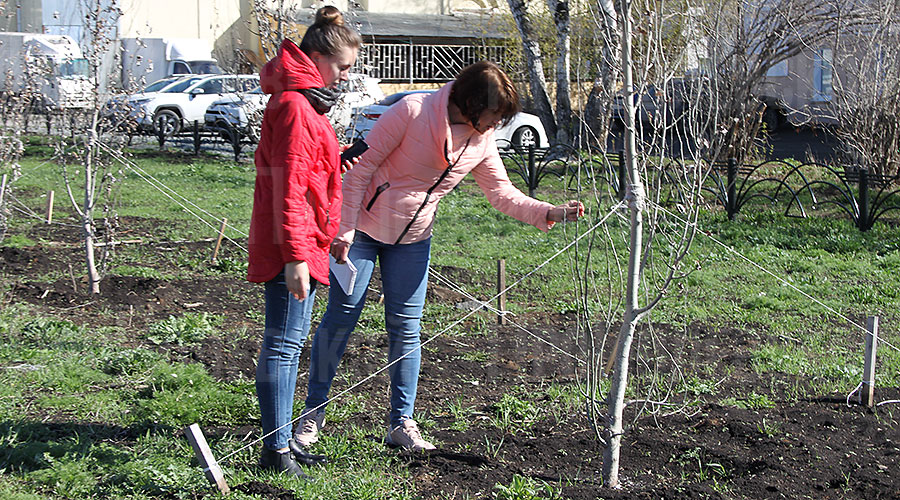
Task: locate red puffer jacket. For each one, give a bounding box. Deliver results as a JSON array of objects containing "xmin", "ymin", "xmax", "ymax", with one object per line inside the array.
[{"xmin": 247, "ymin": 39, "xmax": 341, "ymax": 285}]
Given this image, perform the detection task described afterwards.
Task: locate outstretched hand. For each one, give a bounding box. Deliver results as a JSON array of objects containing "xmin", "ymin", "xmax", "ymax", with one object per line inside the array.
[{"xmin": 547, "ymin": 200, "xmax": 585, "ymax": 224}]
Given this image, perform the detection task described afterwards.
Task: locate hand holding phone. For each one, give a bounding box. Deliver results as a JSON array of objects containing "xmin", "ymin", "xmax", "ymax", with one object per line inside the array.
[{"xmin": 340, "ymin": 140, "xmax": 369, "ymax": 163}]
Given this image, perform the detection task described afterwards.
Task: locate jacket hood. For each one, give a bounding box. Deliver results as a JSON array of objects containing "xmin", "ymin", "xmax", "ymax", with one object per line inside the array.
[
  {"xmin": 259, "ymin": 38, "xmax": 325, "ymax": 94},
  {"xmin": 424, "ymin": 83, "xmax": 456, "ymax": 153}
]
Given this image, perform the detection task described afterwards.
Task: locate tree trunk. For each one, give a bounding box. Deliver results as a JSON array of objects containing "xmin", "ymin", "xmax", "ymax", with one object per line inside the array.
[
  {"xmin": 602, "ymin": 0, "xmax": 642, "ymax": 488},
  {"xmin": 549, "ymin": 0, "xmax": 572, "ymax": 144},
  {"xmin": 582, "ymin": 0, "xmax": 619, "ymax": 148},
  {"xmin": 84, "ymin": 126, "xmax": 100, "ymax": 295},
  {"xmin": 507, "ymin": 0, "xmax": 557, "ymax": 140}
]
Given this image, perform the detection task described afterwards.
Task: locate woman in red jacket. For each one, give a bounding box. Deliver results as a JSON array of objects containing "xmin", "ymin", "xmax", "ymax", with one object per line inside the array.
[{"xmin": 248, "ymin": 6, "xmax": 360, "ymax": 477}]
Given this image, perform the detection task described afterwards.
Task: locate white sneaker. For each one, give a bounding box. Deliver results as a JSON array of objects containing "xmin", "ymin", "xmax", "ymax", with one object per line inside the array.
[
  {"xmin": 293, "ymin": 409, "xmax": 325, "ymax": 447},
  {"xmin": 386, "ymin": 418, "xmax": 436, "ymax": 451}
]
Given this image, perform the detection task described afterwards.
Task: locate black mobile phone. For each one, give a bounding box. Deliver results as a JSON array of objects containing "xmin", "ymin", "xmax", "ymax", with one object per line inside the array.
[{"xmin": 340, "ymin": 140, "xmax": 369, "ymax": 163}]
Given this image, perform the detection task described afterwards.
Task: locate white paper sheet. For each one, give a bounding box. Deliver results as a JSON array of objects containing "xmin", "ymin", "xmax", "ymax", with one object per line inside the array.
[{"xmin": 329, "ymin": 254, "xmax": 358, "ymax": 296}]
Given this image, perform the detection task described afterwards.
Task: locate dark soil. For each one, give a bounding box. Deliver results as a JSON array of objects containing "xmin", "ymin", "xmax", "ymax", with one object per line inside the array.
[{"xmin": 3, "ymin": 218, "xmax": 899, "ymax": 499}]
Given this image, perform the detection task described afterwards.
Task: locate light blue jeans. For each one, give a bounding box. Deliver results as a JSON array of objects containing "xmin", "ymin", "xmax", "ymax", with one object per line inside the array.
[
  {"xmin": 305, "ymin": 231, "xmax": 431, "ymax": 429},
  {"xmin": 256, "ymin": 273, "xmax": 318, "ymax": 450}
]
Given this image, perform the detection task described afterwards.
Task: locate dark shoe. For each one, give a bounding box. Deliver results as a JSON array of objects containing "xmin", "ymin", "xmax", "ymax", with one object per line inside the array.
[
  {"xmin": 288, "ymin": 439, "xmax": 328, "ymax": 466},
  {"xmin": 258, "ymin": 448, "xmax": 311, "ymax": 479}
]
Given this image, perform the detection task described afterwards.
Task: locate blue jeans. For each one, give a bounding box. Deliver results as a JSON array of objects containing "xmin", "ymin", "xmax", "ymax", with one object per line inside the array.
[
  {"xmin": 256, "ymin": 273, "xmax": 318, "ymax": 450},
  {"xmin": 305, "ymin": 231, "xmax": 431, "ymax": 429}
]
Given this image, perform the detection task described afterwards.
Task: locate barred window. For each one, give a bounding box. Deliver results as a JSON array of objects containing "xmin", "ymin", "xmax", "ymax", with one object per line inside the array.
[{"xmin": 357, "ymin": 43, "xmax": 509, "ymax": 83}]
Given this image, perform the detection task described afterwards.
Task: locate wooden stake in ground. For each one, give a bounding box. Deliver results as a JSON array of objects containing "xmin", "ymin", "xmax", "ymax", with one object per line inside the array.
[
  {"xmin": 211, "ymin": 218, "xmax": 227, "ymax": 264},
  {"xmin": 45, "ymin": 190, "xmax": 54, "ymax": 224},
  {"xmin": 860, "ymin": 315, "xmax": 879, "ymax": 407},
  {"xmin": 497, "ymin": 258, "xmax": 507, "ymax": 325},
  {"xmin": 184, "ymin": 423, "xmax": 230, "ymax": 494}
]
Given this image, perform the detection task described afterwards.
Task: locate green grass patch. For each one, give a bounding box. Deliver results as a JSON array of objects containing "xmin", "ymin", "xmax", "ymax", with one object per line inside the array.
[
  {"xmin": 721, "ymin": 392, "xmax": 777, "ymax": 410},
  {"xmin": 0, "ymin": 234, "xmax": 36, "ymax": 247},
  {"xmin": 491, "ymin": 393, "xmax": 541, "ymax": 434},
  {"xmin": 493, "ymin": 474, "xmax": 562, "ymax": 500},
  {"xmin": 146, "ymin": 312, "xmax": 222, "ymax": 346}
]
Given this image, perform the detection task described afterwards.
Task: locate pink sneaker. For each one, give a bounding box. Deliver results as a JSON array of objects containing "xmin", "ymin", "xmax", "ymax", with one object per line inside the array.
[
  {"xmin": 386, "ymin": 419, "xmax": 436, "ymax": 451},
  {"xmin": 293, "ymin": 409, "xmax": 325, "ymax": 447}
]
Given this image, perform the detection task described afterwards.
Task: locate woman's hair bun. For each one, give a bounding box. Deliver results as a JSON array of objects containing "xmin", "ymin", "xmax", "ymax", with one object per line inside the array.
[
  {"xmin": 314, "ymin": 5, "xmax": 344, "ymax": 26},
  {"xmin": 300, "ymin": 5, "xmax": 359, "ymax": 55}
]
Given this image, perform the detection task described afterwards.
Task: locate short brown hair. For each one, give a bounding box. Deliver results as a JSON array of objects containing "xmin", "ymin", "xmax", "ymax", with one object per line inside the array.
[
  {"xmin": 449, "ymin": 61, "xmax": 521, "ymax": 127},
  {"xmin": 299, "ymin": 6, "xmax": 362, "ymax": 56}
]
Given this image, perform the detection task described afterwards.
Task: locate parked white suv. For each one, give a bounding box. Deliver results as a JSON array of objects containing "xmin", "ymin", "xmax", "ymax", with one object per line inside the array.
[
  {"xmin": 102, "ymin": 75, "xmax": 189, "ymax": 127},
  {"xmin": 131, "ymin": 74, "xmax": 260, "ymax": 137}
]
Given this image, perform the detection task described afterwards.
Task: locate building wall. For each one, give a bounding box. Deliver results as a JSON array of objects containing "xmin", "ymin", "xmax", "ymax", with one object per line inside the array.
[
  {"xmin": 118, "ymin": 0, "xmax": 241, "ymax": 39},
  {"xmin": 758, "ymin": 44, "xmax": 846, "ymax": 126},
  {"xmin": 298, "ymin": 0, "xmax": 504, "ymax": 15},
  {"xmin": 0, "ymin": 0, "xmax": 50, "ymax": 33},
  {"xmin": 1, "ymin": 0, "xmax": 510, "ymax": 80}
]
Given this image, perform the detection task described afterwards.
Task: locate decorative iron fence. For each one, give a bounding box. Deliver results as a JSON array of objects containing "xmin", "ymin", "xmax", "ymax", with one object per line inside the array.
[
  {"xmin": 357, "ymin": 43, "xmax": 509, "ymax": 83},
  {"xmin": 499, "ymin": 143, "xmax": 625, "ymax": 201},
  {"xmin": 499, "ymin": 146, "xmax": 900, "ymax": 231},
  {"xmin": 707, "ymin": 159, "xmax": 900, "ymax": 231}
]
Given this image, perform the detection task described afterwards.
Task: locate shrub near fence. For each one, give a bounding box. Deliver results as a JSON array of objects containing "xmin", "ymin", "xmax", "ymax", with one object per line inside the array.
[{"xmin": 499, "ymin": 145, "xmax": 900, "ymax": 231}]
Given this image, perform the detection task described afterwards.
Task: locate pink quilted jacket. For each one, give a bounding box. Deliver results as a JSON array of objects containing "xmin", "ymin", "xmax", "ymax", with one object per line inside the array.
[{"xmin": 337, "ymin": 83, "xmax": 553, "ymax": 245}]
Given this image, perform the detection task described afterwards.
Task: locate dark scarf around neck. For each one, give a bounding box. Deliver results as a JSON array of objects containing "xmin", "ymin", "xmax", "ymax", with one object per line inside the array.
[{"xmin": 297, "ymin": 87, "xmax": 338, "ymax": 115}]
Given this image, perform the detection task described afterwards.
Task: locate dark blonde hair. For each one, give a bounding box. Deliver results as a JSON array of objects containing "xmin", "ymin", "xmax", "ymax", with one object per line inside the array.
[
  {"xmin": 449, "ymin": 61, "xmax": 521, "ymax": 126},
  {"xmin": 299, "ymin": 6, "xmax": 362, "ymax": 56}
]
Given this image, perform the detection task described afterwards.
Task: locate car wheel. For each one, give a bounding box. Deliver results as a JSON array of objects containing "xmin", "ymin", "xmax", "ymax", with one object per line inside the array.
[
  {"xmin": 215, "ymin": 120, "xmax": 236, "ymax": 142},
  {"xmin": 153, "ymin": 109, "xmax": 182, "ymax": 137},
  {"xmin": 512, "ymin": 126, "xmax": 538, "ymax": 148}
]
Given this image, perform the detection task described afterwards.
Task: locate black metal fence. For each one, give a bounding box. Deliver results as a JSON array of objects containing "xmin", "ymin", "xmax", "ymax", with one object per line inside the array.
[{"xmin": 499, "ymin": 145, "xmax": 900, "ymax": 232}]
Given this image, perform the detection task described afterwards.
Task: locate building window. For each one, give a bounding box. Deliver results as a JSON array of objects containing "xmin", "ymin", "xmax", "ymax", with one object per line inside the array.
[
  {"xmin": 813, "ymin": 47, "xmax": 833, "ymax": 101},
  {"xmin": 767, "ymin": 59, "xmax": 788, "ymax": 77}
]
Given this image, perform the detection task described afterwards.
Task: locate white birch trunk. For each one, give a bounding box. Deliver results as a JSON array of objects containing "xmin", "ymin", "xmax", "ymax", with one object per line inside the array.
[
  {"xmin": 602, "ymin": 0, "xmax": 642, "ymax": 487},
  {"xmin": 507, "ymin": 0, "xmax": 557, "ymax": 139},
  {"xmin": 548, "ymin": 0, "xmax": 572, "ymax": 144}
]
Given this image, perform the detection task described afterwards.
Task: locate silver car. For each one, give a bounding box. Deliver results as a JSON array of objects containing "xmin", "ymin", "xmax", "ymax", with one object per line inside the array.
[{"xmin": 204, "ymin": 86, "xmax": 269, "ymax": 142}]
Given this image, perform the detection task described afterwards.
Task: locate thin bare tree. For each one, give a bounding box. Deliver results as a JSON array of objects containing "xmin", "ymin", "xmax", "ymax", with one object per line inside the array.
[
  {"xmin": 583, "ymin": 0, "xmax": 873, "ymax": 488},
  {"xmin": 58, "ymin": 0, "xmax": 124, "ymax": 294},
  {"xmin": 700, "ymin": 0, "xmax": 851, "ymax": 163},
  {"xmin": 573, "ymin": 0, "xmax": 708, "ymax": 488},
  {"xmin": 581, "ymin": 0, "xmax": 621, "ymax": 148},
  {"xmin": 829, "ymin": 0, "xmax": 900, "ymax": 177}
]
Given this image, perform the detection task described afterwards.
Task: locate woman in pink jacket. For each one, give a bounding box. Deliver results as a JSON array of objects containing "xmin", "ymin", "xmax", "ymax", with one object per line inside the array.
[
  {"xmin": 248, "ymin": 6, "xmax": 360, "ymax": 477},
  {"xmin": 295, "ymin": 61, "xmax": 584, "ymax": 451}
]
